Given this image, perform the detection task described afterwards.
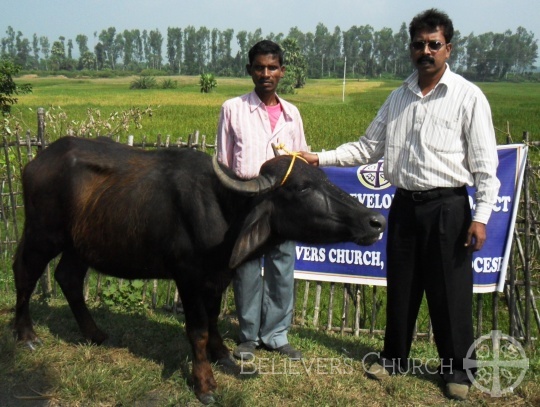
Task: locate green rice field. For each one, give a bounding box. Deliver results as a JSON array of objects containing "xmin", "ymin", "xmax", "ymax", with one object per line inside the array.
[{"xmin": 11, "ymin": 75, "xmax": 540, "ymax": 150}]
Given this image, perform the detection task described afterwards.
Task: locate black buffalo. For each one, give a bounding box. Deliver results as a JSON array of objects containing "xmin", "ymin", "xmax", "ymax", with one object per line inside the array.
[{"xmin": 13, "ymin": 136, "xmax": 386, "ymax": 403}]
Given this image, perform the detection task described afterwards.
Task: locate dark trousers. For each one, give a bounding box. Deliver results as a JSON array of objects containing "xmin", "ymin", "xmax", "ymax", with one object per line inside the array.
[{"xmin": 380, "ymin": 187, "xmax": 475, "ymax": 385}]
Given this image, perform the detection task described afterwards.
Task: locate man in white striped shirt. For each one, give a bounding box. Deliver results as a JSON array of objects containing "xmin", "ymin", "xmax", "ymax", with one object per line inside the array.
[{"xmin": 301, "ymin": 9, "xmax": 500, "ymax": 401}]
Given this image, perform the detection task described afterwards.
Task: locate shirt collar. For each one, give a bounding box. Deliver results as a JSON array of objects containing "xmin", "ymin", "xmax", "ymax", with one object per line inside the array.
[
  {"xmin": 404, "ymin": 63, "xmax": 453, "ymax": 94},
  {"xmin": 248, "ymin": 90, "xmax": 290, "ymax": 118}
]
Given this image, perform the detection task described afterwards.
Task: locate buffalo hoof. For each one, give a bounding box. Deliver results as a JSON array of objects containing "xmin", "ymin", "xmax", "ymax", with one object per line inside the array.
[
  {"xmin": 87, "ymin": 330, "xmax": 109, "ymax": 345},
  {"xmin": 25, "ymin": 338, "xmax": 43, "ymax": 351},
  {"xmin": 197, "ymin": 392, "xmax": 216, "ymax": 405}
]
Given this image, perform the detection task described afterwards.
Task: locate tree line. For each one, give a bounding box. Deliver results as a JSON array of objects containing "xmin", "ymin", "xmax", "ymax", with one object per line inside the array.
[{"xmin": 1, "ymin": 22, "xmax": 538, "ymax": 81}]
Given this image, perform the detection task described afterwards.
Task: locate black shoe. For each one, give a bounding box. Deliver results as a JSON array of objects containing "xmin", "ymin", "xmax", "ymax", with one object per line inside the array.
[
  {"xmin": 272, "ymin": 344, "xmax": 302, "ymax": 360},
  {"xmin": 233, "ymin": 342, "xmax": 258, "ymax": 360}
]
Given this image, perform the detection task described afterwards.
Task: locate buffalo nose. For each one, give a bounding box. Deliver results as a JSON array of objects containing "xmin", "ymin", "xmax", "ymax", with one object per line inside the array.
[{"xmin": 370, "ymin": 214, "xmax": 387, "ymax": 232}]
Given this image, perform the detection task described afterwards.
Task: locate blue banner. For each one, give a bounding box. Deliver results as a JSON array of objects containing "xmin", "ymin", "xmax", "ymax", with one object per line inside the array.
[{"xmin": 294, "ymin": 145, "xmax": 527, "ymax": 293}]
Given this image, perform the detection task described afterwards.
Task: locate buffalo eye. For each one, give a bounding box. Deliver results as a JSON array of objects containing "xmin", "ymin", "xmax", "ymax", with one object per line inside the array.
[{"xmin": 291, "ymin": 181, "xmax": 311, "ymax": 194}]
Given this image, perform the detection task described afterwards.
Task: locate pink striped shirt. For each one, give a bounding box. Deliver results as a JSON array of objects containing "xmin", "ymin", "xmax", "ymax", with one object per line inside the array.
[{"xmin": 217, "ymin": 91, "xmax": 308, "ymax": 179}]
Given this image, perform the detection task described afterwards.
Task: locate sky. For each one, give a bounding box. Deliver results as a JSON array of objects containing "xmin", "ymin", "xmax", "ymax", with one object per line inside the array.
[{"xmin": 2, "ymin": 0, "xmax": 539, "ymax": 55}]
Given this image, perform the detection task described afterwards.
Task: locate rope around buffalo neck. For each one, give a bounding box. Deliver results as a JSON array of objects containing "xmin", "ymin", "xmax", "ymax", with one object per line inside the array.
[{"xmin": 273, "ymin": 143, "xmax": 308, "ymax": 186}]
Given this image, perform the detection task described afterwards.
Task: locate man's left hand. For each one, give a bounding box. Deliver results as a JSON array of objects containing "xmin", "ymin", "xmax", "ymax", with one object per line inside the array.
[{"xmin": 465, "ymin": 221, "xmax": 487, "ymax": 251}]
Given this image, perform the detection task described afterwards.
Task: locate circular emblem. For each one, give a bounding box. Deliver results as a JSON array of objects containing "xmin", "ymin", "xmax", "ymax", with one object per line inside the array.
[
  {"xmin": 356, "ymin": 160, "xmax": 390, "ymax": 190},
  {"xmin": 464, "ymin": 330, "xmax": 529, "ymax": 397}
]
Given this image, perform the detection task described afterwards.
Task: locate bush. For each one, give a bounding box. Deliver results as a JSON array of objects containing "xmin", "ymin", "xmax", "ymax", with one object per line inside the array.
[
  {"xmin": 160, "ymin": 78, "xmax": 178, "ymax": 89},
  {"xmin": 130, "ymin": 76, "xmax": 158, "ymax": 89},
  {"xmin": 199, "ymin": 73, "xmax": 217, "ymax": 93}
]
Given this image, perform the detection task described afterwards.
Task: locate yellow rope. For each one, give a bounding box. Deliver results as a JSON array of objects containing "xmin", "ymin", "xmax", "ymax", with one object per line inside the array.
[{"xmin": 273, "ymin": 143, "xmax": 308, "ymax": 186}]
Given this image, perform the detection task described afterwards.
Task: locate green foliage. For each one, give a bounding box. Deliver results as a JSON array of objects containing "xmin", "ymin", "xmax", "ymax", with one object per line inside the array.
[
  {"xmin": 281, "ymin": 37, "xmax": 307, "ymax": 89},
  {"xmin": 0, "ymin": 58, "xmax": 32, "ymax": 114},
  {"xmin": 130, "ymin": 75, "xmax": 158, "ymax": 89},
  {"xmin": 277, "ymin": 70, "xmax": 296, "ymax": 94},
  {"xmin": 101, "ymin": 278, "xmax": 148, "ymax": 311},
  {"xmin": 139, "ymin": 68, "xmax": 166, "ymax": 77},
  {"xmin": 199, "ymin": 73, "xmax": 217, "ymax": 93},
  {"xmin": 159, "ymin": 78, "xmax": 178, "ymax": 89}
]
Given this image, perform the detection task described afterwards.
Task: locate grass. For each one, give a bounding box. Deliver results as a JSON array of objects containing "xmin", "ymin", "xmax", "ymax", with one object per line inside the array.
[{"xmin": 1, "ymin": 292, "xmax": 539, "ymax": 406}]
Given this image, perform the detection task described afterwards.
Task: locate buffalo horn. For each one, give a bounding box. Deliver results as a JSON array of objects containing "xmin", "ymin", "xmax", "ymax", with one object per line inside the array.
[{"xmin": 212, "ymin": 155, "xmax": 277, "ymax": 195}]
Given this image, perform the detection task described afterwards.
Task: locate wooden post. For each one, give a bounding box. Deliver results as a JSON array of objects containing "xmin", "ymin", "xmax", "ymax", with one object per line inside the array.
[
  {"xmin": 476, "ymin": 294, "xmax": 483, "ymax": 338},
  {"xmin": 354, "ymin": 285, "xmax": 361, "ymax": 336},
  {"xmin": 341, "ymin": 284, "xmax": 349, "ymax": 335},
  {"xmin": 522, "ymin": 131, "xmax": 531, "ymax": 345},
  {"xmin": 327, "ymin": 282, "xmax": 335, "ymax": 331},
  {"xmin": 313, "ymin": 281, "xmax": 322, "ymax": 329},
  {"xmin": 37, "ymin": 107, "xmax": 46, "ymax": 150},
  {"xmin": 370, "ymin": 286, "xmax": 378, "ymax": 337},
  {"xmin": 2, "ymin": 136, "xmax": 19, "ymax": 240},
  {"xmin": 301, "ymin": 281, "xmax": 310, "ymax": 326}
]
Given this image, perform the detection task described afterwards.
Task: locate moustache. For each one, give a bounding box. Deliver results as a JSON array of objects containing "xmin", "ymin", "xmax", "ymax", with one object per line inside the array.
[{"xmin": 417, "ymin": 56, "xmax": 435, "ymax": 64}]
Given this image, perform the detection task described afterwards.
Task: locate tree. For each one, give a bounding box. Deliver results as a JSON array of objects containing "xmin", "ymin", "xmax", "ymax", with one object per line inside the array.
[
  {"xmin": 357, "ymin": 25, "xmax": 375, "ymax": 76},
  {"xmin": 50, "ymin": 40, "xmax": 66, "ymax": 70},
  {"xmin": 75, "ymin": 34, "xmax": 89, "ymax": 55},
  {"xmin": 0, "ymin": 58, "xmax": 32, "ymax": 114},
  {"xmin": 281, "ymin": 37, "xmax": 307, "ymax": 90},
  {"xmin": 195, "ymin": 27, "xmax": 210, "ymax": 73},
  {"xmin": 183, "ymin": 26, "xmax": 197, "ymax": 74},
  {"xmin": 342, "ymin": 26, "xmax": 360, "ymax": 78},
  {"xmin": 15, "ymin": 31, "xmax": 31, "ymax": 69},
  {"xmin": 148, "ymin": 29, "xmax": 163, "ymax": 70},
  {"xmin": 327, "ymin": 26, "xmax": 342, "ymax": 77},
  {"xmin": 39, "ymin": 36, "xmax": 50, "ymax": 70},
  {"xmin": 31, "ymin": 34, "xmax": 40, "ymax": 70},
  {"xmin": 392, "ymin": 23, "xmax": 410, "ymax": 77},
  {"xmin": 81, "ymin": 51, "xmax": 96, "ymax": 70},
  {"xmin": 94, "ymin": 42, "xmax": 105, "ymax": 70},
  {"xmin": 313, "ymin": 23, "xmax": 330, "ymax": 78},
  {"xmin": 373, "ymin": 27, "xmax": 394, "ymax": 74},
  {"xmin": 236, "ymin": 30, "xmax": 248, "ymax": 75},
  {"xmin": 98, "ymin": 27, "xmax": 116, "ymax": 69},
  {"xmin": 4, "ymin": 27, "xmax": 16, "ymax": 58},
  {"xmin": 167, "ymin": 27, "xmax": 182, "ymax": 73},
  {"xmin": 217, "ymin": 28, "xmax": 234, "ymax": 76}
]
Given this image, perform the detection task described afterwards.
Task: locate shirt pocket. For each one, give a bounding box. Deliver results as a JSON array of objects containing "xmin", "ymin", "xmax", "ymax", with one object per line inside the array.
[{"xmin": 423, "ymin": 113, "xmax": 463, "ymax": 153}]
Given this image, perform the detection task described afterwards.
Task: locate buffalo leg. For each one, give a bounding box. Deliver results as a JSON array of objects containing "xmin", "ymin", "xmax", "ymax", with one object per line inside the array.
[
  {"xmin": 177, "ymin": 283, "xmax": 217, "ymax": 405},
  {"xmin": 204, "ymin": 286, "xmax": 235, "ymax": 367},
  {"xmin": 54, "ymin": 249, "xmax": 108, "ymax": 344},
  {"xmin": 12, "ymin": 236, "xmax": 57, "ymax": 346}
]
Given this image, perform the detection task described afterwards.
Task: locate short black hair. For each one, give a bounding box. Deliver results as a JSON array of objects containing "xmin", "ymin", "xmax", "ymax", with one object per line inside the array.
[
  {"xmin": 409, "ymin": 8, "xmax": 454, "ymax": 44},
  {"xmin": 248, "ymin": 40, "xmax": 284, "ymax": 66}
]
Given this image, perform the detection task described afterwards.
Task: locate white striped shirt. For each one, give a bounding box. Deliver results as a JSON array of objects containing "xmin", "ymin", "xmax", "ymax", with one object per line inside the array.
[
  {"xmin": 318, "ymin": 65, "xmax": 500, "ymax": 224},
  {"xmin": 217, "ymin": 91, "xmax": 308, "ymax": 179}
]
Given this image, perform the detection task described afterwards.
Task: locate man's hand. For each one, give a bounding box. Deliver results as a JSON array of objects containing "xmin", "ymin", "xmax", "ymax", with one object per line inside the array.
[
  {"xmin": 299, "ymin": 151, "xmax": 319, "ymax": 166},
  {"xmin": 465, "ymin": 221, "xmax": 487, "ymax": 251}
]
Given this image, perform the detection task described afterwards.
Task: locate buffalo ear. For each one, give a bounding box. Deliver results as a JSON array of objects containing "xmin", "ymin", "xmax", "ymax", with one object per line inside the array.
[{"xmin": 229, "ymin": 200, "xmax": 273, "ymax": 269}]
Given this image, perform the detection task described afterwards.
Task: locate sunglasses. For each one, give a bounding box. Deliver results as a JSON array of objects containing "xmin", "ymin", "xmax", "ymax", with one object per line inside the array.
[{"xmin": 410, "ymin": 41, "xmax": 447, "ymax": 52}]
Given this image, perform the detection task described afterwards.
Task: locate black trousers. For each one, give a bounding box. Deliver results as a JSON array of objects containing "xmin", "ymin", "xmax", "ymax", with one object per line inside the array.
[{"xmin": 380, "ymin": 186, "xmax": 475, "ymax": 385}]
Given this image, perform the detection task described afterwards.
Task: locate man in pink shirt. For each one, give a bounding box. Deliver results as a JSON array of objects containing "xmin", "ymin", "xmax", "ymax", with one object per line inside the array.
[{"xmin": 217, "ymin": 40, "xmax": 308, "ymax": 360}]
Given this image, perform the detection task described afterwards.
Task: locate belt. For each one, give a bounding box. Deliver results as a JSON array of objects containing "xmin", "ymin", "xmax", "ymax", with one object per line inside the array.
[{"xmin": 396, "ymin": 186, "xmax": 465, "ymax": 202}]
